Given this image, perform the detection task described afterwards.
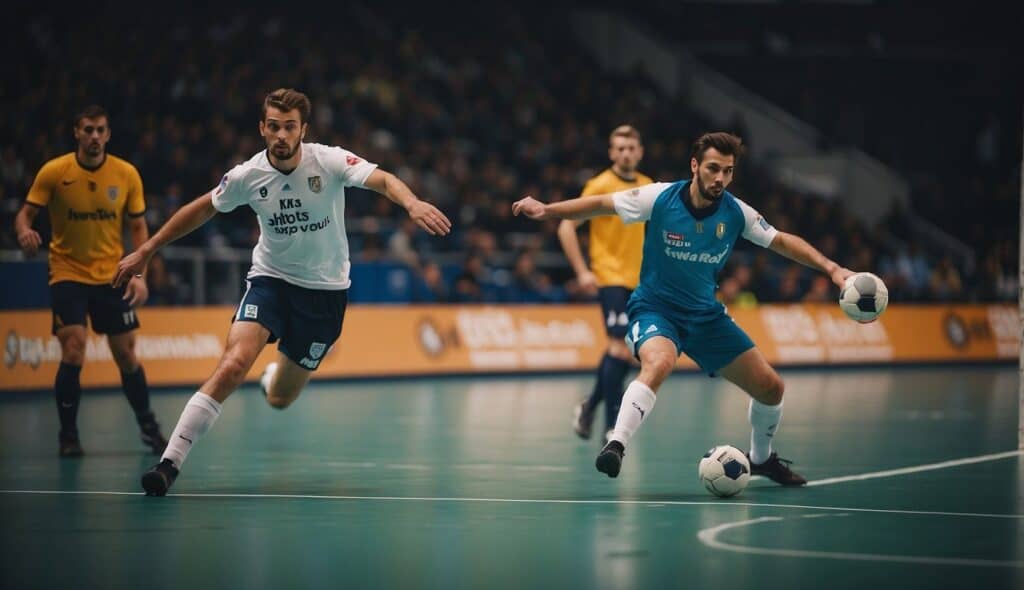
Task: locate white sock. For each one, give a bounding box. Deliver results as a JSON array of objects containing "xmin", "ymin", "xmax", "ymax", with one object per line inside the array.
[
  {"xmin": 260, "ymin": 362, "xmax": 279, "ymax": 394},
  {"xmin": 161, "ymin": 392, "xmax": 222, "ymax": 469},
  {"xmin": 609, "ymin": 381, "xmax": 656, "ymax": 446},
  {"xmin": 749, "ymin": 399, "xmax": 783, "ymax": 465}
]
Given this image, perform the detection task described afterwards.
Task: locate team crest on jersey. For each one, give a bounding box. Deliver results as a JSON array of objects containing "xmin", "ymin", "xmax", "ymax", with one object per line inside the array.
[
  {"xmin": 88, "ymin": 180, "xmax": 97, "ymax": 192},
  {"xmin": 308, "ymin": 176, "xmax": 322, "ymax": 193},
  {"xmin": 258, "ymin": 187, "xmax": 269, "ymax": 200},
  {"xmin": 107, "ymin": 186, "xmax": 119, "ymax": 201},
  {"xmin": 715, "ymin": 222, "xmax": 726, "ymax": 239},
  {"xmin": 308, "ymin": 342, "xmax": 326, "ymax": 360}
]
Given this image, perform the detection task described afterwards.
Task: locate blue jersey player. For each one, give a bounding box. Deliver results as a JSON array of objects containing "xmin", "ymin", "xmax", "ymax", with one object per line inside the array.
[{"xmin": 513, "ymin": 132, "xmax": 856, "ymax": 485}]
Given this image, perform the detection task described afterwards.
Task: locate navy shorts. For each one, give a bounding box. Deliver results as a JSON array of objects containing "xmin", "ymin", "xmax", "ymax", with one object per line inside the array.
[
  {"xmin": 598, "ymin": 286, "xmax": 632, "ymax": 338},
  {"xmin": 235, "ymin": 276, "xmax": 348, "ymax": 371},
  {"xmin": 50, "ymin": 281, "xmax": 139, "ymax": 335}
]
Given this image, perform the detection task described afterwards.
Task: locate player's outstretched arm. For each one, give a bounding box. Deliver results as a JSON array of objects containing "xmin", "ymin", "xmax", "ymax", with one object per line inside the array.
[
  {"xmin": 512, "ymin": 193, "xmax": 616, "ymax": 221},
  {"xmin": 113, "ymin": 193, "xmax": 218, "ymax": 287},
  {"xmin": 768, "ymin": 231, "xmax": 854, "ymax": 288},
  {"xmin": 364, "ymin": 169, "xmax": 451, "ymax": 236}
]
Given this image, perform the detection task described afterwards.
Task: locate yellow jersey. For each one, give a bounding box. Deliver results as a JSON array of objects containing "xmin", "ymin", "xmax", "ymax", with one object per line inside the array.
[
  {"xmin": 583, "ymin": 169, "xmax": 652, "ymax": 289},
  {"xmin": 26, "ymin": 153, "xmax": 146, "ymax": 285}
]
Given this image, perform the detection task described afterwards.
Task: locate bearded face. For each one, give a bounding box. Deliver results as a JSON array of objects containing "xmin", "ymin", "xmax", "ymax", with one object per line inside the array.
[{"xmin": 690, "ymin": 148, "xmax": 735, "ymax": 202}]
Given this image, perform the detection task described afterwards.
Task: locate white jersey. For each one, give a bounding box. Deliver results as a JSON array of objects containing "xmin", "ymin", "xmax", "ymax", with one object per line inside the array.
[{"xmin": 211, "ymin": 143, "xmax": 378, "ymax": 290}]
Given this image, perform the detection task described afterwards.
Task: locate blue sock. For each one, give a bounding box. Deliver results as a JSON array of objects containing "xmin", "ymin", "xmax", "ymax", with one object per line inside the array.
[{"xmin": 600, "ymin": 354, "xmax": 631, "ymax": 430}]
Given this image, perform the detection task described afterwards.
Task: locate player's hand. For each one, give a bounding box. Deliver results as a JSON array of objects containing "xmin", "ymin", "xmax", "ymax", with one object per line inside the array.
[
  {"xmin": 407, "ymin": 200, "xmax": 452, "ymax": 236},
  {"xmin": 577, "ymin": 270, "xmax": 599, "ymax": 295},
  {"xmin": 512, "ymin": 196, "xmax": 548, "ymax": 220},
  {"xmin": 830, "ymin": 266, "xmax": 855, "ymax": 289},
  {"xmin": 17, "ymin": 228, "xmax": 42, "ymax": 256},
  {"xmin": 123, "ymin": 276, "xmax": 149, "ymax": 307},
  {"xmin": 113, "ymin": 248, "xmax": 153, "ymax": 288}
]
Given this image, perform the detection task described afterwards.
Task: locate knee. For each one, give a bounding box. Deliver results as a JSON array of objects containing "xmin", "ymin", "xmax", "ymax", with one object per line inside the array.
[
  {"xmin": 266, "ymin": 395, "xmax": 293, "ymax": 410},
  {"xmin": 218, "ymin": 355, "xmax": 251, "ymax": 387},
  {"xmin": 607, "ymin": 340, "xmax": 633, "ymax": 363},
  {"xmin": 645, "ymin": 352, "xmax": 676, "ymax": 380},
  {"xmin": 758, "ymin": 374, "xmax": 785, "ymax": 405},
  {"xmin": 60, "ymin": 337, "xmax": 86, "ymax": 365},
  {"xmin": 109, "ymin": 345, "xmax": 137, "ymax": 372}
]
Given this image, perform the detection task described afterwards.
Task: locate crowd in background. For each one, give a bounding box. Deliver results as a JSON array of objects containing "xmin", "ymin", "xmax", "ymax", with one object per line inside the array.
[{"xmin": 2, "ymin": 4, "xmax": 1018, "ymax": 307}]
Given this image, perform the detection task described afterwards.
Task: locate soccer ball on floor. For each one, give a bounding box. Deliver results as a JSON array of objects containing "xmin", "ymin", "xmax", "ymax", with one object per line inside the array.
[
  {"xmin": 839, "ymin": 272, "xmax": 889, "ymax": 323},
  {"xmin": 698, "ymin": 445, "xmax": 751, "ymax": 498}
]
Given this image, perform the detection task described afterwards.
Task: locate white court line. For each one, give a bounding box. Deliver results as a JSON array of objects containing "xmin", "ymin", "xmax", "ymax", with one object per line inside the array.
[
  {"xmin": 0, "ymin": 489, "xmax": 1021, "ymax": 519},
  {"xmin": 806, "ymin": 449, "xmax": 1024, "ymax": 487},
  {"xmin": 697, "ymin": 514, "xmax": 1024, "ymax": 568}
]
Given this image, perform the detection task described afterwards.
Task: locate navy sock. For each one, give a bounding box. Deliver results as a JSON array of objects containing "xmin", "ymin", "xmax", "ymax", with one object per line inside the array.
[
  {"xmin": 600, "ymin": 355, "xmax": 631, "ymax": 430},
  {"xmin": 583, "ymin": 377, "xmax": 603, "ymax": 414},
  {"xmin": 55, "ymin": 362, "xmax": 82, "ymax": 435},
  {"xmin": 121, "ymin": 366, "xmax": 153, "ymax": 424}
]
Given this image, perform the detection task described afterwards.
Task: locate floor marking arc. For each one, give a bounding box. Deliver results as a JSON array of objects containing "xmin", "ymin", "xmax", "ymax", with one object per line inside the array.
[{"xmin": 697, "ymin": 514, "xmax": 1024, "ymax": 568}]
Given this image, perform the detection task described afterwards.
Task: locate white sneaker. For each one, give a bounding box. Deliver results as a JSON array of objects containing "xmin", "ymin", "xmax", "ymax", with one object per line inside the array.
[{"xmin": 259, "ymin": 362, "xmax": 278, "ymax": 397}]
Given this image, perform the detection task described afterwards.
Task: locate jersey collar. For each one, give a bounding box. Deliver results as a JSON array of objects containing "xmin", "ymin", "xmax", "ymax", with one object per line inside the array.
[
  {"xmin": 74, "ymin": 153, "xmax": 107, "ymax": 172},
  {"xmin": 609, "ymin": 168, "xmax": 638, "ymax": 183},
  {"xmin": 680, "ymin": 180, "xmax": 722, "ymax": 220}
]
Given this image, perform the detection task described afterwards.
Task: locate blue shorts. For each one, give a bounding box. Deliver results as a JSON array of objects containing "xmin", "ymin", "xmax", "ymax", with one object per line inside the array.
[
  {"xmin": 624, "ymin": 304, "xmax": 754, "ymax": 377},
  {"xmin": 598, "ymin": 286, "xmax": 632, "ymax": 338},
  {"xmin": 235, "ymin": 276, "xmax": 348, "ymax": 371}
]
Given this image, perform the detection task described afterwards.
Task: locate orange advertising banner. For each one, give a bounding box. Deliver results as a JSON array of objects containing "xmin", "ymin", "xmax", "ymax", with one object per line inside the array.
[{"xmin": 0, "ymin": 303, "xmax": 1016, "ymax": 391}]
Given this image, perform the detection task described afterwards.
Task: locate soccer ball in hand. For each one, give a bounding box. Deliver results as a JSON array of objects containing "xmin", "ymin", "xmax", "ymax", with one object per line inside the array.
[
  {"xmin": 698, "ymin": 445, "xmax": 751, "ymax": 498},
  {"xmin": 839, "ymin": 272, "xmax": 889, "ymax": 323}
]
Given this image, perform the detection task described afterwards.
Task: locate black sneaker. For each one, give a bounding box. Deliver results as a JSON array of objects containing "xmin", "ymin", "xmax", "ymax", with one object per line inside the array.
[
  {"xmin": 141, "ymin": 459, "xmax": 179, "ymax": 496},
  {"xmin": 139, "ymin": 418, "xmax": 168, "ymax": 455},
  {"xmin": 748, "ymin": 452, "xmax": 807, "ymax": 486},
  {"xmin": 595, "ymin": 440, "xmax": 625, "ymax": 478},
  {"xmin": 58, "ymin": 431, "xmax": 84, "ymax": 458},
  {"xmin": 572, "ymin": 400, "xmax": 595, "ymax": 440}
]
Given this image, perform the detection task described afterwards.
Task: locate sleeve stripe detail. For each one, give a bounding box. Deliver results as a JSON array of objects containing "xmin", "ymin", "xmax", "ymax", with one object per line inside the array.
[
  {"xmin": 24, "ymin": 201, "xmax": 44, "ymax": 208},
  {"xmin": 127, "ymin": 210, "xmax": 147, "ymax": 218}
]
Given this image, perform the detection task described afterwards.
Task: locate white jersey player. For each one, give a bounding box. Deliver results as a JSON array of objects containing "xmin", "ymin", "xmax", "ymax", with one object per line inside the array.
[{"xmin": 114, "ymin": 88, "xmax": 452, "ymax": 496}]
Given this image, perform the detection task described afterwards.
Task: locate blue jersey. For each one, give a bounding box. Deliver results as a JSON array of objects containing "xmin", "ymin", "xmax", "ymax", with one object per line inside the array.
[{"xmin": 612, "ymin": 180, "xmax": 778, "ymax": 320}]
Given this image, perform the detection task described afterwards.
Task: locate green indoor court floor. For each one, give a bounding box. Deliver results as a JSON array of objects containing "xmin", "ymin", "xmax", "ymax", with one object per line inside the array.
[{"xmin": 1, "ymin": 366, "xmax": 1022, "ymax": 589}]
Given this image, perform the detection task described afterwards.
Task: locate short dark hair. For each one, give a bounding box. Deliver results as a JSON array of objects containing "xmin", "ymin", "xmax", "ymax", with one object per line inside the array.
[
  {"xmin": 609, "ymin": 124, "xmax": 642, "ymax": 145},
  {"xmin": 75, "ymin": 105, "xmax": 108, "ymax": 127},
  {"xmin": 691, "ymin": 132, "xmax": 745, "ymax": 163},
  {"xmin": 262, "ymin": 88, "xmax": 311, "ymax": 124}
]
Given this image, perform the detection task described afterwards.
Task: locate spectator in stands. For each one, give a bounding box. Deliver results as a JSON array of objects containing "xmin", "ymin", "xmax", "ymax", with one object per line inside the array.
[
  {"xmin": 929, "ymin": 256, "xmax": 964, "ymax": 301},
  {"xmin": 411, "ymin": 260, "xmax": 451, "ymax": 303}
]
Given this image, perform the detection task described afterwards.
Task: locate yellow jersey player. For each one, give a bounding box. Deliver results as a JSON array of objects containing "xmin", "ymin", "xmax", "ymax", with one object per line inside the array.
[
  {"xmin": 558, "ymin": 125, "xmax": 651, "ymax": 442},
  {"xmin": 14, "ymin": 105, "xmax": 168, "ymax": 458}
]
